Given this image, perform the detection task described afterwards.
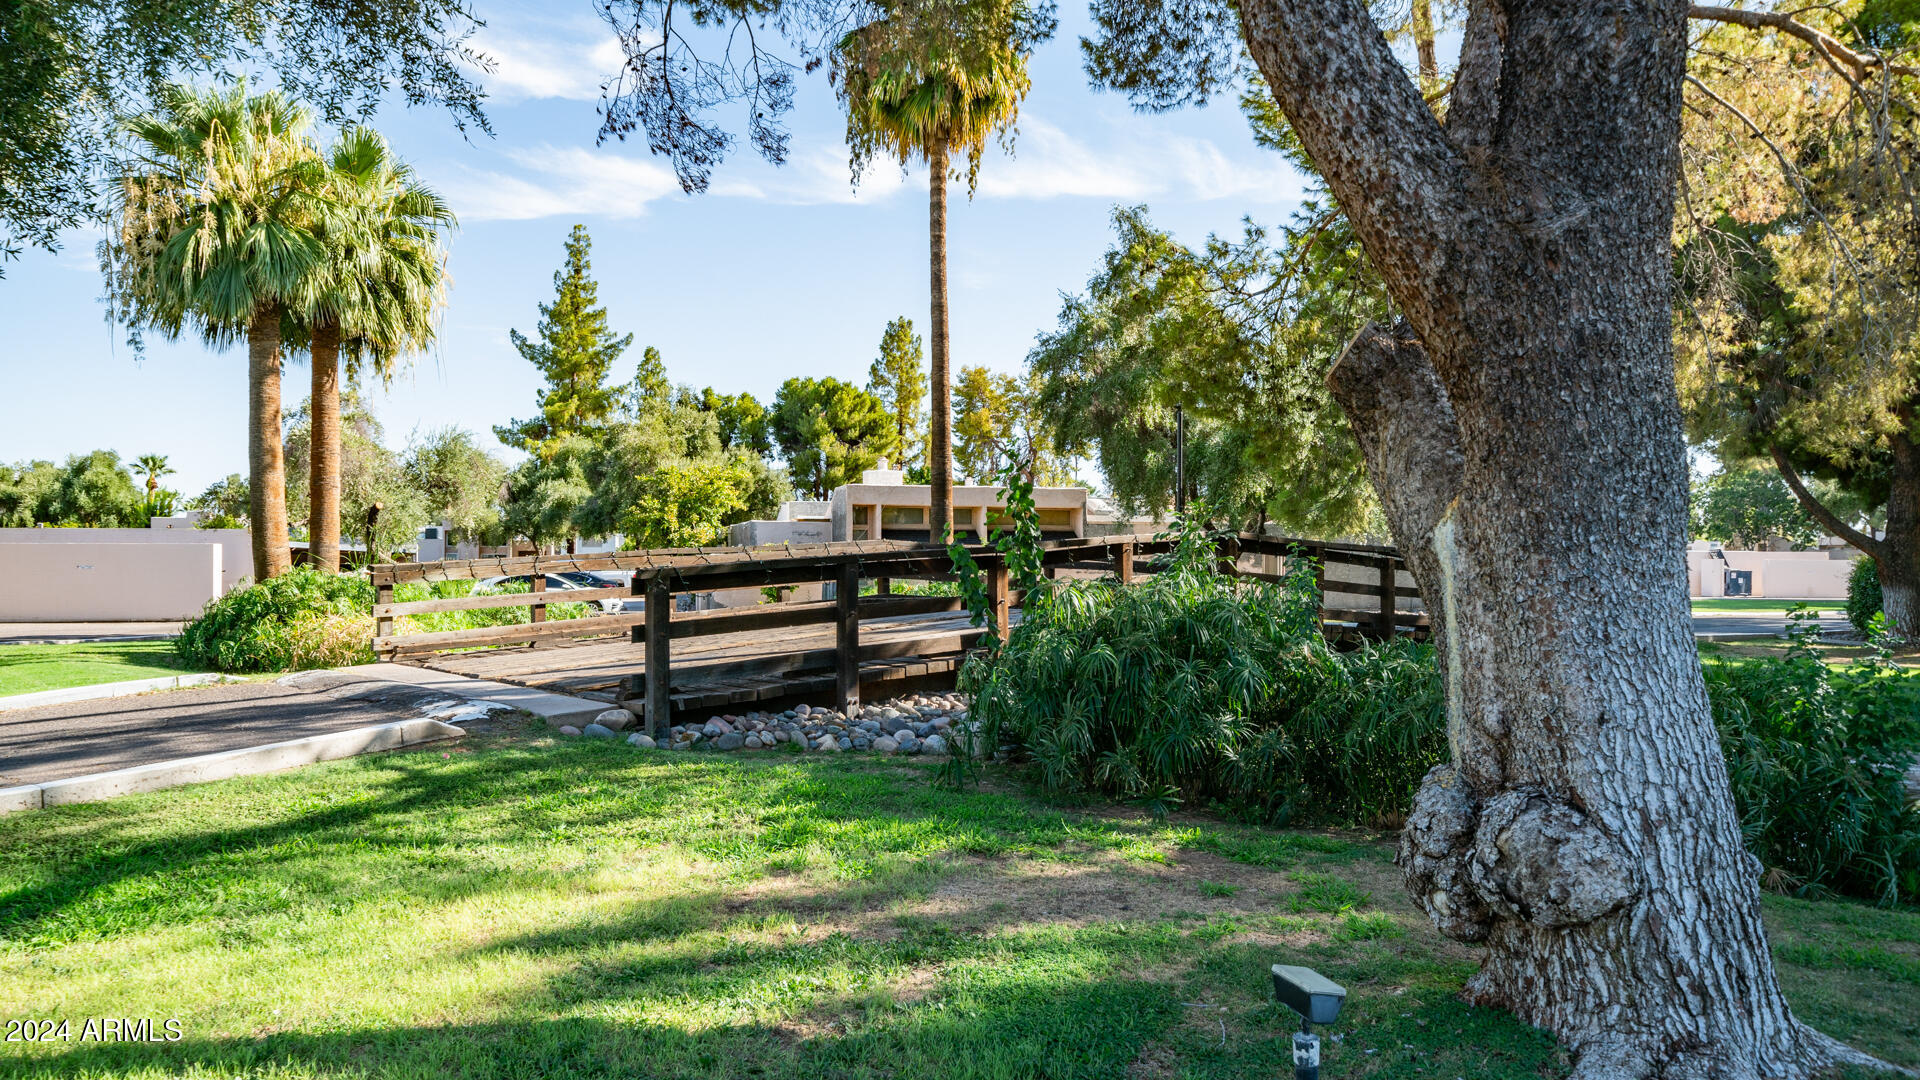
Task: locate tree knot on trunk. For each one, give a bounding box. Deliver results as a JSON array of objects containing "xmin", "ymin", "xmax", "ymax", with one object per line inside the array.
[
  {"xmin": 1399, "ymin": 764, "xmax": 1498, "ymax": 941},
  {"xmin": 1401, "ymin": 766, "xmax": 1643, "ymax": 941}
]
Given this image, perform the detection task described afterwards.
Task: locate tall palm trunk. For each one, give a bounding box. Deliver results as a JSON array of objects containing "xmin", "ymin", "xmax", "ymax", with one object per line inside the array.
[
  {"xmin": 248, "ymin": 302, "xmax": 292, "ymax": 579},
  {"xmin": 310, "ymin": 319, "xmax": 342, "ymax": 573},
  {"xmin": 928, "ymin": 131, "xmax": 952, "ymax": 540}
]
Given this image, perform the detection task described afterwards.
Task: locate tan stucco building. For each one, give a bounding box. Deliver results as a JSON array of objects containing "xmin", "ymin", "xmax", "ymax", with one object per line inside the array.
[{"xmin": 730, "ymin": 463, "xmax": 1133, "ymax": 547}]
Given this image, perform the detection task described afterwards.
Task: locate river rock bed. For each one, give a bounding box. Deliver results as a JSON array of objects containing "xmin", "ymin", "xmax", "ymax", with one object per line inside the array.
[{"xmin": 589, "ymin": 693, "xmax": 974, "ymax": 755}]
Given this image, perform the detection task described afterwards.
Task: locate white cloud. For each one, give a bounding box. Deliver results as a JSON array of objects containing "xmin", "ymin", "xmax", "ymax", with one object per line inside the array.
[
  {"xmin": 443, "ymin": 146, "xmax": 682, "ymax": 221},
  {"xmin": 467, "ymin": 17, "xmax": 625, "ymax": 103},
  {"xmin": 713, "ymin": 147, "xmax": 915, "ymax": 206},
  {"xmin": 973, "ymin": 118, "xmax": 1157, "ymax": 201},
  {"xmin": 973, "ymin": 117, "xmax": 1309, "ymax": 205},
  {"xmin": 436, "ymin": 113, "xmax": 1308, "ymax": 223}
]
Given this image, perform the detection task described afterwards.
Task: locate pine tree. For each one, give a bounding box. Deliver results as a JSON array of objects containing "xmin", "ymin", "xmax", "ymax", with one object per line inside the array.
[
  {"xmin": 494, "ymin": 225, "xmax": 633, "ymax": 454},
  {"xmin": 626, "ymin": 345, "xmax": 670, "ymax": 418},
  {"xmin": 867, "ymin": 316, "xmax": 927, "ymax": 475}
]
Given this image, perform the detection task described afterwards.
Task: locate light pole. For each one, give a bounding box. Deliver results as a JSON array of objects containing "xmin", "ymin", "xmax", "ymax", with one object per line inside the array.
[{"xmin": 1174, "ymin": 404, "xmax": 1186, "ymax": 516}]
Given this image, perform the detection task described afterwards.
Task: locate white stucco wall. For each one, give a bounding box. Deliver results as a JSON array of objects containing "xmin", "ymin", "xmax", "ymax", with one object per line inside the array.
[
  {"xmin": 0, "ymin": 527, "xmax": 253, "ymax": 592},
  {"xmin": 0, "ymin": 542, "xmax": 223, "ymax": 620},
  {"xmin": 727, "ymin": 520, "xmax": 834, "ymax": 547}
]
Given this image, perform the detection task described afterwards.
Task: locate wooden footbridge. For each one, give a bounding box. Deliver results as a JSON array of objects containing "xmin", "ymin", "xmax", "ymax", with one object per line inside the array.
[{"xmin": 369, "ymin": 533, "xmax": 1426, "ymax": 738}]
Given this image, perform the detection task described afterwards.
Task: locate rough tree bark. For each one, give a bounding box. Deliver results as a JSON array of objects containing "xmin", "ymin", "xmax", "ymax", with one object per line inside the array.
[
  {"xmin": 1771, "ymin": 417, "xmax": 1920, "ymax": 640},
  {"xmin": 1256, "ymin": 1, "xmax": 1891, "ymax": 1075},
  {"xmin": 309, "ymin": 319, "xmax": 342, "ymax": 575},
  {"xmin": 928, "ymin": 129, "xmax": 953, "ymax": 539},
  {"xmin": 247, "ymin": 302, "xmax": 291, "ymax": 580}
]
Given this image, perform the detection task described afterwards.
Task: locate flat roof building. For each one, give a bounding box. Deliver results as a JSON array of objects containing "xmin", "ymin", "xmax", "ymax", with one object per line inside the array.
[{"xmin": 729, "ymin": 462, "xmax": 1148, "ymax": 547}]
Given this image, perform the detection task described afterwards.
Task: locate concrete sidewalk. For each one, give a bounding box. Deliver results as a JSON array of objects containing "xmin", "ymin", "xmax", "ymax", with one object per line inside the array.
[
  {"xmin": 0, "ymin": 673, "xmax": 474, "ymax": 789},
  {"xmin": 0, "ymin": 664, "xmax": 613, "ymax": 791},
  {"xmin": 0, "ymin": 622, "xmax": 184, "ymax": 643},
  {"xmin": 334, "ymin": 664, "xmax": 611, "ymax": 727}
]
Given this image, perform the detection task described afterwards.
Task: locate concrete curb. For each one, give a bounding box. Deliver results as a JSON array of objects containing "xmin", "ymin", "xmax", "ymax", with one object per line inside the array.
[
  {"xmin": 0, "ymin": 672, "xmax": 238, "ymax": 712},
  {"xmin": 0, "ymin": 718, "xmax": 465, "ymax": 815}
]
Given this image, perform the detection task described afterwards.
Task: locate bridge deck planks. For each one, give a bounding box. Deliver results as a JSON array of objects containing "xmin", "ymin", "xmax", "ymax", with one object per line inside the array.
[{"xmin": 410, "ymin": 608, "xmax": 987, "ymax": 698}]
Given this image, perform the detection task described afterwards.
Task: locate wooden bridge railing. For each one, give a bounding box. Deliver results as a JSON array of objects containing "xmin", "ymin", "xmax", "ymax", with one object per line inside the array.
[{"xmin": 367, "ymin": 532, "xmax": 1426, "ymax": 736}]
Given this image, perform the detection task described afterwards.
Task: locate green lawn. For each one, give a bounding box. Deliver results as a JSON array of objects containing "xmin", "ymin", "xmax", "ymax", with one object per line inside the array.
[
  {"xmin": 1691, "ymin": 597, "xmax": 1845, "ymax": 614},
  {"xmin": 0, "ymin": 721, "xmax": 1911, "ymax": 1078},
  {"xmin": 0, "ymin": 641, "xmax": 198, "ymax": 698}
]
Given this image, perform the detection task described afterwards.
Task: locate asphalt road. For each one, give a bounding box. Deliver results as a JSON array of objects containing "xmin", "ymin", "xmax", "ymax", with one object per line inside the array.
[
  {"xmin": 0, "ymin": 671, "xmax": 479, "ymax": 788},
  {"xmin": 1690, "ymin": 609, "xmax": 1850, "ymax": 638}
]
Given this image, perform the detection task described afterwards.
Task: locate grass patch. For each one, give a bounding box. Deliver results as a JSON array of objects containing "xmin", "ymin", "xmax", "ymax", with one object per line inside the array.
[
  {"xmin": 0, "ymin": 721, "xmax": 1911, "ymax": 1078},
  {"xmin": 0, "ymin": 641, "xmax": 198, "ymax": 697}
]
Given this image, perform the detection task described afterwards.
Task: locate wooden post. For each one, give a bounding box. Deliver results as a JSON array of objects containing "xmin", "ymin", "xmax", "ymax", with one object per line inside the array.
[
  {"xmin": 630, "ymin": 571, "xmax": 645, "ymax": 644},
  {"xmin": 876, "ymin": 576, "xmax": 891, "ymax": 595},
  {"xmin": 529, "ymin": 573, "xmax": 546, "ymax": 624},
  {"xmin": 1115, "ymin": 542, "xmax": 1134, "ymax": 585},
  {"xmin": 987, "ymin": 562, "xmax": 1011, "ymax": 642},
  {"xmin": 645, "ymin": 576, "xmax": 672, "ymax": 738},
  {"xmin": 1376, "ymin": 556, "xmax": 1396, "ymax": 638},
  {"xmin": 374, "ymin": 579, "xmax": 393, "ymax": 643},
  {"xmin": 835, "ymin": 563, "xmax": 861, "ymax": 712}
]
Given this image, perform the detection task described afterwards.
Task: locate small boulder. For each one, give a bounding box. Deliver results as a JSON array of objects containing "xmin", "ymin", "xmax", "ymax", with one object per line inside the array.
[
  {"xmin": 583, "ymin": 723, "xmax": 617, "ymax": 738},
  {"xmin": 593, "ymin": 708, "xmax": 636, "ymax": 731},
  {"xmin": 627, "ymin": 733, "xmax": 657, "ymax": 749},
  {"xmin": 558, "ymin": 725, "xmax": 583, "ymax": 736},
  {"xmin": 872, "ymin": 736, "xmax": 899, "ymax": 753},
  {"xmin": 710, "ymin": 717, "xmax": 735, "ymax": 734},
  {"xmin": 922, "ymin": 734, "xmax": 949, "ymax": 756},
  {"xmin": 716, "ymin": 732, "xmax": 746, "ymax": 751}
]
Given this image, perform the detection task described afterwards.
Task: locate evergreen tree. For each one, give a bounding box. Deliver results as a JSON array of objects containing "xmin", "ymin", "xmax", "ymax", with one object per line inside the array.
[
  {"xmin": 769, "ymin": 376, "xmax": 897, "ymax": 498},
  {"xmin": 867, "ymin": 316, "xmax": 928, "ymax": 476},
  {"xmin": 494, "ymin": 225, "xmax": 632, "ymax": 454},
  {"xmin": 625, "ymin": 344, "xmax": 670, "ymax": 418},
  {"xmin": 694, "ymin": 387, "xmax": 772, "ymax": 456}
]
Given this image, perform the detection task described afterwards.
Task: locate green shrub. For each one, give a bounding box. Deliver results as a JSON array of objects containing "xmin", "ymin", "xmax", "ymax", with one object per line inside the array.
[
  {"xmin": 1704, "ymin": 626, "xmax": 1920, "ymax": 906},
  {"xmin": 179, "ymin": 571, "xmax": 603, "ymax": 673},
  {"xmin": 177, "ymin": 567, "xmax": 375, "ymax": 673},
  {"xmin": 392, "ymin": 579, "xmax": 590, "ymax": 633},
  {"xmin": 1848, "ymin": 556, "xmax": 1884, "ymax": 635},
  {"xmin": 957, "ymin": 510, "xmax": 1446, "ymax": 825}
]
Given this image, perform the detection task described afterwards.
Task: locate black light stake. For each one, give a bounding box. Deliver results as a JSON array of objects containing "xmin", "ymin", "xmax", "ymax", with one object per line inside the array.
[
  {"xmin": 1272, "ymin": 964, "xmax": 1346, "ymax": 1080},
  {"xmin": 1174, "ymin": 404, "xmax": 1186, "ymax": 516}
]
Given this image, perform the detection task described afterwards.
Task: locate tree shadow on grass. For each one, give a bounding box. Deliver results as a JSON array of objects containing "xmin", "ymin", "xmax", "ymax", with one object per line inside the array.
[{"xmin": 2, "ymin": 977, "xmax": 1184, "ymax": 1080}]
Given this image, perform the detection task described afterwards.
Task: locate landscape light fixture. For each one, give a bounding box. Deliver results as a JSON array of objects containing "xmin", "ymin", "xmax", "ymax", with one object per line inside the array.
[{"xmin": 1272, "ymin": 963, "xmax": 1346, "ymax": 1080}]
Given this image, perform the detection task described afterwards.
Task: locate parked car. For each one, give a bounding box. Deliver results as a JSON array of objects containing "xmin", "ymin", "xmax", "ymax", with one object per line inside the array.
[{"xmin": 475, "ymin": 573, "xmax": 633, "ymax": 614}]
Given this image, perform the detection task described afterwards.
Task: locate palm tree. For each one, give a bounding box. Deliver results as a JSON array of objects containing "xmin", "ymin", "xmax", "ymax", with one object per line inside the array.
[
  {"xmin": 296, "ymin": 126, "xmax": 456, "ymax": 573},
  {"xmin": 837, "ymin": 1, "xmax": 1041, "ymax": 539},
  {"xmin": 106, "ymin": 82, "xmax": 332, "ymax": 580},
  {"xmin": 132, "ymin": 453, "xmax": 173, "ymax": 495}
]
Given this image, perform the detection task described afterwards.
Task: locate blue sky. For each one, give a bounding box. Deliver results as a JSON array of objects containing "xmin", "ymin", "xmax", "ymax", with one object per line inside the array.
[{"xmin": 0, "ymin": 1, "xmax": 1314, "ymax": 497}]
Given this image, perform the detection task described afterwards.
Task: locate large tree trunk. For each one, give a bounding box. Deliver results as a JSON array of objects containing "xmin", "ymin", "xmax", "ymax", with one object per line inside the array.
[
  {"xmin": 1771, "ymin": 419, "xmax": 1920, "ymax": 640},
  {"xmin": 1253, "ymin": 2, "xmax": 1885, "ymax": 1075},
  {"xmin": 1883, "ymin": 429, "xmax": 1920, "ymax": 638},
  {"xmin": 928, "ymin": 132, "xmax": 952, "ymax": 540},
  {"xmin": 309, "ymin": 319, "xmax": 342, "ymax": 575},
  {"xmin": 247, "ymin": 303, "xmax": 291, "ymax": 580}
]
